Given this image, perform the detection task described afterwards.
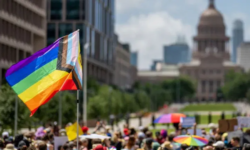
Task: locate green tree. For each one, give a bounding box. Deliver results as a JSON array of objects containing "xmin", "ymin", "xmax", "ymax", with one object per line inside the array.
[{"xmin": 222, "ymin": 70, "xmax": 250, "ymax": 101}]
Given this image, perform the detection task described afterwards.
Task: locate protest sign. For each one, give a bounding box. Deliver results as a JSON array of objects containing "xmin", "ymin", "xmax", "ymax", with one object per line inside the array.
[
  {"xmin": 180, "ymin": 117, "xmax": 196, "ymax": 128},
  {"xmin": 219, "ymin": 119, "xmax": 238, "ymax": 132},
  {"xmin": 237, "ymin": 117, "xmax": 250, "ymax": 128},
  {"xmin": 187, "ymin": 129, "xmax": 202, "ymax": 136},
  {"xmin": 54, "ymin": 136, "xmax": 68, "ymax": 150}
]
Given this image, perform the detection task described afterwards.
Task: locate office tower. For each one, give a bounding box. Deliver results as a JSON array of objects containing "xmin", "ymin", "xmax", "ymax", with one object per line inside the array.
[
  {"xmin": 232, "ymin": 19, "xmax": 244, "ymax": 63},
  {"xmin": 47, "ymin": 0, "xmax": 115, "ymax": 84},
  {"xmin": 130, "ymin": 52, "xmax": 138, "ymax": 67},
  {"xmin": 237, "ymin": 42, "xmax": 250, "ymax": 72},
  {"xmin": 0, "ymin": 0, "xmax": 47, "ymax": 85}
]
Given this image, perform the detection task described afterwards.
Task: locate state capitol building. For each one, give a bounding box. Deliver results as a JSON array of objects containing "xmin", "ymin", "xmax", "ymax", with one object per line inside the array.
[{"xmin": 138, "ymin": 0, "xmax": 242, "ymax": 101}]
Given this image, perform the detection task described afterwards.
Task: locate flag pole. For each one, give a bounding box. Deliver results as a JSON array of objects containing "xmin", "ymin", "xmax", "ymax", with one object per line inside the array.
[
  {"xmin": 83, "ymin": 43, "xmax": 89, "ymax": 126},
  {"xmin": 14, "ymin": 96, "xmax": 18, "ymax": 136},
  {"xmin": 77, "ymin": 90, "xmax": 80, "ymax": 150},
  {"xmin": 59, "ymin": 92, "xmax": 62, "ymax": 128}
]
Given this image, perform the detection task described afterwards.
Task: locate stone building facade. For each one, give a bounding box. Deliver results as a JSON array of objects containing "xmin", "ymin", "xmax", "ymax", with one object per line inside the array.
[
  {"xmin": 180, "ymin": 0, "xmax": 242, "ymax": 101},
  {"xmin": 0, "ymin": 0, "xmax": 47, "ymax": 85},
  {"xmin": 114, "ymin": 40, "xmax": 131, "ymax": 88}
]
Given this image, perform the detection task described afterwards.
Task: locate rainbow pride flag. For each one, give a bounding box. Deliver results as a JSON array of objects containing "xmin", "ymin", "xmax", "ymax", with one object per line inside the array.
[{"xmin": 5, "ymin": 30, "xmax": 82, "ymax": 115}]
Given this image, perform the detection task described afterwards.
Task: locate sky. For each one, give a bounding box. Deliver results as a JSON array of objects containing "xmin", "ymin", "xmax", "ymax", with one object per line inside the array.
[{"xmin": 115, "ymin": 0, "xmax": 250, "ymax": 69}]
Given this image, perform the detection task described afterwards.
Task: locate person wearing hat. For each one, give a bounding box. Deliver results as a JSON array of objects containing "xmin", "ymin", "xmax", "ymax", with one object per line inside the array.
[
  {"xmin": 158, "ymin": 141, "xmax": 173, "ymax": 150},
  {"xmin": 82, "ymin": 126, "xmax": 89, "ymax": 135},
  {"xmin": 93, "ymin": 145, "xmax": 107, "ymax": 150},
  {"xmin": 4, "ymin": 144, "xmax": 16, "ymax": 150},
  {"xmin": 212, "ymin": 141, "xmax": 225, "ymax": 150},
  {"xmin": 17, "ymin": 141, "xmax": 27, "ymax": 150}
]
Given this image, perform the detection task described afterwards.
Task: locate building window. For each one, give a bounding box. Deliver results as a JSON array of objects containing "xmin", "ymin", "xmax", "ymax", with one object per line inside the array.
[
  {"xmin": 202, "ymin": 80, "xmax": 206, "ymax": 93},
  {"xmin": 19, "ymin": 50, "xmax": 24, "ymax": 61},
  {"xmin": 217, "ymin": 80, "xmax": 221, "ymax": 88},
  {"xmin": 59, "ymin": 23, "xmax": 73, "ymax": 37},
  {"xmin": 47, "ymin": 23, "xmax": 56, "ymax": 46},
  {"xmin": 66, "ymin": 0, "xmax": 80, "ymax": 20},
  {"xmin": 209, "ymin": 81, "xmax": 213, "ymax": 93},
  {"xmin": 81, "ymin": 0, "xmax": 86, "ymax": 20},
  {"xmin": 26, "ymin": 52, "xmax": 31, "ymax": 58},
  {"xmin": 50, "ymin": 0, "xmax": 62, "ymax": 20},
  {"xmin": 104, "ymin": 38, "xmax": 108, "ymax": 62},
  {"xmin": 91, "ymin": 29, "xmax": 95, "ymax": 58}
]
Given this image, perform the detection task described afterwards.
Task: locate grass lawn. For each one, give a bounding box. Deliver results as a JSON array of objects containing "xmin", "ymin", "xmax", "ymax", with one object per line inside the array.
[
  {"xmin": 199, "ymin": 114, "xmax": 232, "ymax": 124},
  {"xmin": 180, "ymin": 103, "xmax": 236, "ymax": 112}
]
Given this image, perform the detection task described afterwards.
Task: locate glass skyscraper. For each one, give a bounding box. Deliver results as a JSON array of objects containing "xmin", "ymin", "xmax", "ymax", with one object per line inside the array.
[
  {"xmin": 232, "ymin": 20, "xmax": 244, "ymax": 63},
  {"xmin": 163, "ymin": 43, "xmax": 190, "ymax": 64},
  {"xmin": 47, "ymin": 0, "xmax": 115, "ymax": 84},
  {"xmin": 130, "ymin": 52, "xmax": 138, "ymax": 67}
]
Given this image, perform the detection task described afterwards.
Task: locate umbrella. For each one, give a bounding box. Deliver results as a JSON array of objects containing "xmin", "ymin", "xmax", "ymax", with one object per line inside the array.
[
  {"xmin": 80, "ymin": 134, "xmax": 110, "ymax": 140},
  {"xmin": 154, "ymin": 113, "xmax": 186, "ymax": 123},
  {"xmin": 173, "ymin": 135, "xmax": 208, "ymax": 146}
]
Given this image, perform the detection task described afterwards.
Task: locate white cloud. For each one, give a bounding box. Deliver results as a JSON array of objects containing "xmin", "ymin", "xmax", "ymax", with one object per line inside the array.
[
  {"xmin": 116, "ymin": 11, "xmax": 193, "ymax": 69},
  {"xmin": 116, "ymin": 0, "xmax": 144, "ymax": 14}
]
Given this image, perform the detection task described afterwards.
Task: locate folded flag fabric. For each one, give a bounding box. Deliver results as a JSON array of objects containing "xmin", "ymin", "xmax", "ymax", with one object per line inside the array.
[
  {"xmin": 66, "ymin": 122, "xmax": 83, "ymax": 141},
  {"xmin": 5, "ymin": 30, "xmax": 82, "ymax": 115}
]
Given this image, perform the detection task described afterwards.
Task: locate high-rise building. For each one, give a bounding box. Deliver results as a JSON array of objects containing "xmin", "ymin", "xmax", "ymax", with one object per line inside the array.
[
  {"xmin": 0, "ymin": 0, "xmax": 47, "ymax": 85},
  {"xmin": 114, "ymin": 35, "xmax": 131, "ymax": 88},
  {"xmin": 163, "ymin": 40, "xmax": 190, "ymax": 64},
  {"xmin": 130, "ymin": 52, "xmax": 138, "ymax": 67},
  {"xmin": 237, "ymin": 42, "xmax": 250, "ymax": 72},
  {"xmin": 232, "ymin": 20, "xmax": 244, "ymax": 63},
  {"xmin": 47, "ymin": 0, "xmax": 115, "ymax": 84}
]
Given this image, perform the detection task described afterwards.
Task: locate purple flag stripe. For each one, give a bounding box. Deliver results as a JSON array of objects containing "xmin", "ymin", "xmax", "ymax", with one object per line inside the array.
[{"xmin": 5, "ymin": 41, "xmax": 59, "ymax": 77}]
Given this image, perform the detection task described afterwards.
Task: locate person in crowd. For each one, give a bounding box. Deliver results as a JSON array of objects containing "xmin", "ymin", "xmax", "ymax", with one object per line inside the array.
[
  {"xmin": 124, "ymin": 135, "xmax": 138, "ymax": 150},
  {"xmin": 152, "ymin": 142, "xmax": 160, "ymax": 150},
  {"xmin": 158, "ymin": 141, "xmax": 173, "ymax": 150},
  {"xmin": 18, "ymin": 141, "xmax": 27, "ymax": 150},
  {"xmin": 80, "ymin": 138, "xmax": 88, "ymax": 150},
  {"xmin": 3, "ymin": 144, "xmax": 16, "ymax": 150},
  {"xmin": 231, "ymin": 137, "xmax": 242, "ymax": 150},
  {"xmin": 145, "ymin": 131, "xmax": 153, "ymax": 139},
  {"xmin": 0, "ymin": 140, "xmax": 5, "ymax": 150},
  {"xmin": 213, "ymin": 141, "xmax": 225, "ymax": 150},
  {"xmin": 111, "ymin": 132, "xmax": 122, "ymax": 150},
  {"xmin": 143, "ymin": 138, "xmax": 153, "ymax": 150},
  {"xmin": 160, "ymin": 130, "xmax": 167, "ymax": 140},
  {"xmin": 136, "ymin": 132, "xmax": 145, "ymax": 148},
  {"xmin": 123, "ymin": 128, "xmax": 129, "ymax": 137},
  {"xmin": 168, "ymin": 134, "xmax": 179, "ymax": 150},
  {"xmin": 180, "ymin": 144, "xmax": 188, "ymax": 150},
  {"xmin": 82, "ymin": 126, "xmax": 89, "ymax": 135},
  {"xmin": 155, "ymin": 132, "xmax": 164, "ymax": 145},
  {"xmin": 105, "ymin": 126, "xmax": 112, "ymax": 137},
  {"xmin": 103, "ymin": 139, "xmax": 111, "ymax": 149},
  {"xmin": 243, "ymin": 144, "xmax": 250, "ymax": 150},
  {"xmin": 35, "ymin": 141, "xmax": 47, "ymax": 150}
]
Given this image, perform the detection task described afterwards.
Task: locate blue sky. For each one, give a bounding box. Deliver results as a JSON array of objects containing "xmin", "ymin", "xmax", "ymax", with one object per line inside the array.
[{"xmin": 115, "ymin": 0, "xmax": 250, "ymax": 69}]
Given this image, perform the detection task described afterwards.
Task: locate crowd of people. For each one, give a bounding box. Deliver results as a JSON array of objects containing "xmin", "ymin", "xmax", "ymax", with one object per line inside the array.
[{"xmin": 1, "ymin": 122, "xmax": 250, "ymax": 150}]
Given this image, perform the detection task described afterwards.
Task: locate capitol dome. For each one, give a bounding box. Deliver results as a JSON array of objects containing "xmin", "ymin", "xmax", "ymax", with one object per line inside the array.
[{"xmin": 198, "ymin": 0, "xmax": 225, "ymax": 26}]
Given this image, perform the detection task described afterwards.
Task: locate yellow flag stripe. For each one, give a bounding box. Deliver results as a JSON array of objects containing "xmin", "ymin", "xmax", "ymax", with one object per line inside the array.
[{"xmin": 18, "ymin": 70, "xmax": 68, "ymax": 102}]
